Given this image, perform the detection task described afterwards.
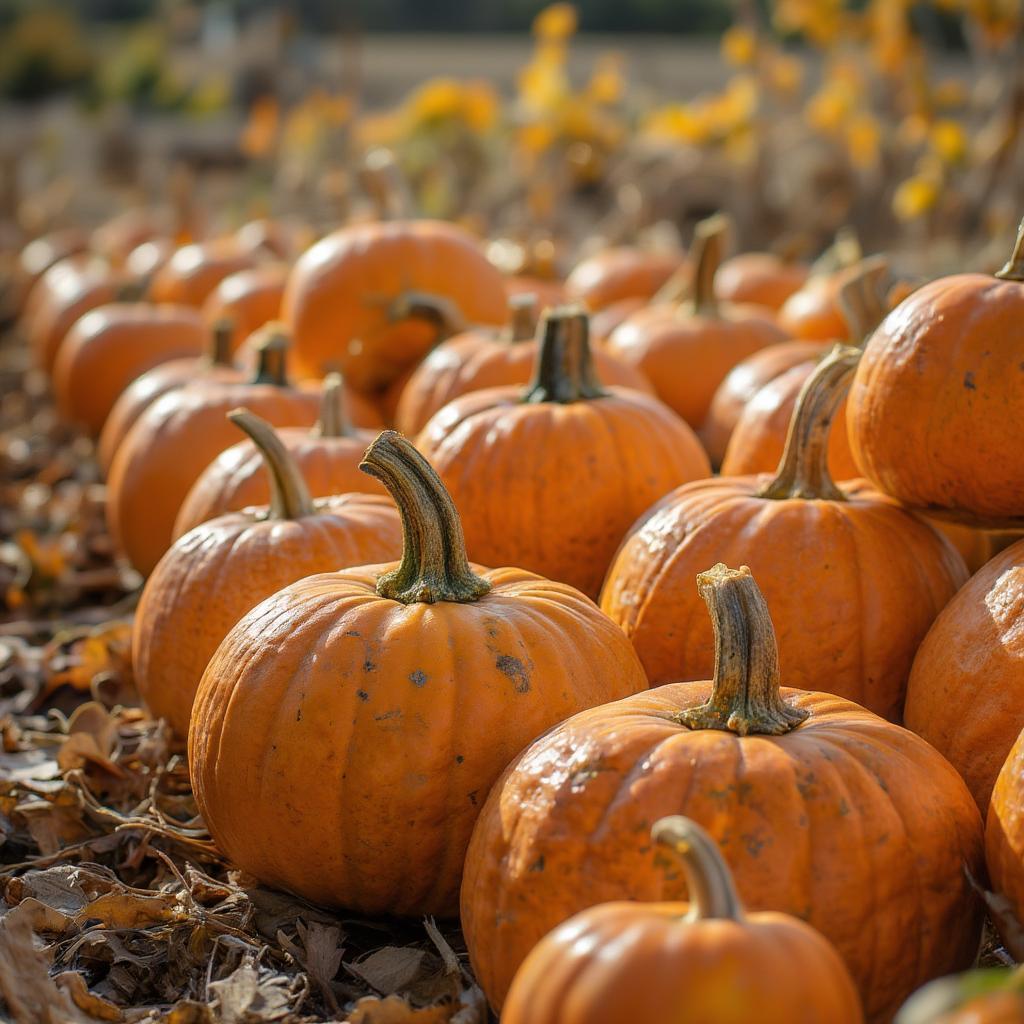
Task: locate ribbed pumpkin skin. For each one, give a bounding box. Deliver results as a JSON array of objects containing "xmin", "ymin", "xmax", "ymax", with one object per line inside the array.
[
  {"xmin": 779, "ymin": 274, "xmax": 846, "ymax": 340},
  {"xmin": 847, "ymin": 274, "xmax": 1024, "ymax": 520},
  {"xmin": 988, "ymin": 726, "xmax": 1024, "ymax": 932},
  {"xmin": 715, "ymin": 253, "xmax": 810, "ymax": 311},
  {"xmin": 416, "ymin": 387, "xmax": 711, "ymax": 599},
  {"xmin": 564, "ymin": 248, "xmax": 684, "ymax": 311},
  {"xmin": 502, "ymin": 902, "xmax": 863, "ymax": 1024},
  {"xmin": 173, "ymin": 428, "xmax": 385, "ymax": 537},
  {"xmin": 148, "ymin": 241, "xmax": 259, "ymax": 308},
  {"xmin": 461, "ymin": 685, "xmax": 985, "ymax": 1021},
  {"xmin": 189, "ymin": 566, "xmax": 649, "ymax": 916},
  {"xmin": 282, "ymin": 220, "xmax": 508, "ymax": 390},
  {"xmin": 201, "ymin": 264, "xmax": 289, "ymax": 353},
  {"xmin": 721, "ymin": 361, "xmax": 860, "ymax": 479},
  {"xmin": 906, "ymin": 539, "xmax": 1024, "ymax": 811},
  {"xmin": 606, "ymin": 302, "xmax": 788, "ymax": 428},
  {"xmin": 394, "ymin": 331, "xmax": 653, "ymax": 436},
  {"xmin": 134, "ymin": 495, "xmax": 401, "ymax": 737},
  {"xmin": 52, "ymin": 304, "xmax": 208, "ymax": 436},
  {"xmin": 600, "ymin": 477, "xmax": 968, "ymax": 720},
  {"xmin": 107, "ymin": 383, "xmax": 321, "ymax": 575}
]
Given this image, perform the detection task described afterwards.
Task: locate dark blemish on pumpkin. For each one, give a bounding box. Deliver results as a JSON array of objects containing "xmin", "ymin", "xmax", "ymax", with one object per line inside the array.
[
  {"xmin": 455, "ymin": 754, "xmax": 464, "ymax": 764},
  {"xmin": 529, "ymin": 855, "xmax": 546, "ymax": 872},
  {"xmin": 742, "ymin": 833, "xmax": 765, "ymax": 857},
  {"xmin": 409, "ymin": 669, "xmax": 428, "ymax": 688},
  {"xmin": 838, "ymin": 798, "xmax": 850, "ymax": 816},
  {"xmin": 496, "ymin": 654, "xmax": 530, "ymax": 693},
  {"xmin": 357, "ymin": 689, "xmax": 369, "ymax": 702},
  {"xmin": 468, "ymin": 790, "xmax": 479, "ymax": 806},
  {"xmin": 344, "ymin": 629, "xmax": 361, "ymax": 638},
  {"xmin": 363, "ymin": 659, "xmax": 377, "ymax": 672},
  {"xmin": 296, "ymin": 708, "xmax": 302, "ymax": 722},
  {"xmin": 964, "ymin": 370, "xmax": 976, "ymax": 390},
  {"xmin": 375, "ymin": 709, "xmax": 401, "ymax": 721}
]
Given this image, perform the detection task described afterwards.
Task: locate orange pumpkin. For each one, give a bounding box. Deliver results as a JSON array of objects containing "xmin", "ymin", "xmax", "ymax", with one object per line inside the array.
[
  {"xmin": 282, "ymin": 219, "xmax": 508, "ymax": 391},
  {"xmin": 564, "ymin": 246, "xmax": 686, "ymax": 311},
  {"xmin": 52, "ymin": 304, "xmax": 210, "ymax": 437},
  {"xmin": 395, "ymin": 296, "xmax": 652, "ymax": 436},
  {"xmin": 188, "ymin": 431, "xmax": 648, "ymax": 916},
  {"xmin": 715, "ymin": 251, "xmax": 810, "ymax": 310},
  {"xmin": 106, "ymin": 325, "xmax": 321, "ymax": 575},
  {"xmin": 201, "ymin": 263, "xmax": 289, "ymax": 353},
  {"xmin": 778, "ymin": 273, "xmax": 848, "ymax": 340},
  {"xmin": 988, "ymin": 726, "xmax": 1024, "ymax": 941},
  {"xmin": 91, "ymin": 210, "xmax": 163, "ymax": 267},
  {"xmin": 134, "ymin": 410, "xmax": 402, "ymax": 738},
  {"xmin": 148, "ymin": 239, "xmax": 260, "ymax": 308},
  {"xmin": 463, "ymin": 563, "xmax": 985, "ymax": 1021},
  {"xmin": 416, "ymin": 307, "xmax": 710, "ymax": 599},
  {"xmin": 589, "ymin": 296, "xmax": 647, "ymax": 344},
  {"xmin": 605, "ymin": 216, "xmax": 787, "ymax": 428},
  {"xmin": 904, "ymin": 538, "xmax": 1024, "ymax": 811},
  {"xmin": 897, "ymin": 970, "xmax": 1024, "ymax": 1024},
  {"xmin": 125, "ymin": 238, "xmax": 173, "ymax": 282},
  {"xmin": 502, "ymin": 815, "xmax": 863, "ymax": 1024},
  {"xmin": 847, "ymin": 218, "xmax": 1024, "ymax": 522},
  {"xmin": 601, "ymin": 347, "xmax": 968, "ymax": 720},
  {"xmin": 13, "ymin": 228, "xmax": 88, "ymax": 313},
  {"xmin": 234, "ymin": 217, "xmax": 311, "ymax": 260},
  {"xmin": 174, "ymin": 373, "xmax": 385, "ymax": 537}
]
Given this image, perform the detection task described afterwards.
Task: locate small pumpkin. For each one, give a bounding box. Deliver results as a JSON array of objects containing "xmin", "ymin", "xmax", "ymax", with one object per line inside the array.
[
  {"xmin": 174, "ymin": 373, "xmax": 385, "ymax": 537},
  {"xmin": 463, "ymin": 563, "xmax": 985, "ymax": 1021},
  {"xmin": 417, "ymin": 306, "xmax": 710, "ymax": 599},
  {"xmin": 201, "ymin": 263, "xmax": 289, "ymax": 354},
  {"xmin": 989, "ymin": 728, "xmax": 1024, "ymax": 947},
  {"xmin": 778, "ymin": 273, "xmax": 848, "ymax": 340},
  {"xmin": 847, "ymin": 217, "xmax": 1024, "ymax": 523},
  {"xmin": 106, "ymin": 325, "xmax": 321, "ymax": 576},
  {"xmin": 13, "ymin": 228, "xmax": 88, "ymax": 313},
  {"xmin": 605, "ymin": 215, "xmax": 787, "ymax": 428},
  {"xmin": 564, "ymin": 246, "xmax": 686, "ymax": 312},
  {"xmin": 502, "ymin": 815, "xmax": 863, "ymax": 1024},
  {"xmin": 601, "ymin": 346, "xmax": 968, "ymax": 720},
  {"xmin": 188, "ymin": 430, "xmax": 648, "ymax": 916},
  {"xmin": 896, "ymin": 969, "xmax": 1024, "ymax": 1024},
  {"xmin": 148, "ymin": 239, "xmax": 260, "ymax": 308},
  {"xmin": 134, "ymin": 409, "xmax": 401, "ymax": 738},
  {"xmin": 715, "ymin": 251, "xmax": 810, "ymax": 310},
  {"xmin": 91, "ymin": 210, "xmax": 163, "ymax": 267}
]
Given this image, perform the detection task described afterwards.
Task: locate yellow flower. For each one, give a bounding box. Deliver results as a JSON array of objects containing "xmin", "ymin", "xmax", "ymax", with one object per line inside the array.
[
  {"xmin": 518, "ymin": 55, "xmax": 568, "ymax": 112},
  {"xmin": 463, "ymin": 82, "xmax": 499, "ymax": 132},
  {"xmin": 765, "ymin": 50, "xmax": 805, "ymax": 96},
  {"xmin": 643, "ymin": 104, "xmax": 713, "ymax": 145},
  {"xmin": 898, "ymin": 113, "xmax": 931, "ymax": 146},
  {"xmin": 846, "ymin": 113, "xmax": 881, "ymax": 169},
  {"xmin": 930, "ymin": 119, "xmax": 967, "ymax": 163},
  {"xmin": 721, "ymin": 25, "xmax": 758, "ymax": 66},
  {"xmin": 805, "ymin": 82, "xmax": 854, "ymax": 134},
  {"xmin": 714, "ymin": 74, "xmax": 759, "ymax": 126},
  {"xmin": 533, "ymin": 3, "xmax": 578, "ymax": 41},
  {"xmin": 893, "ymin": 173, "xmax": 940, "ymax": 220},
  {"xmin": 408, "ymin": 78, "xmax": 467, "ymax": 122},
  {"xmin": 588, "ymin": 54, "xmax": 625, "ymax": 105},
  {"xmin": 518, "ymin": 121, "xmax": 556, "ymax": 155}
]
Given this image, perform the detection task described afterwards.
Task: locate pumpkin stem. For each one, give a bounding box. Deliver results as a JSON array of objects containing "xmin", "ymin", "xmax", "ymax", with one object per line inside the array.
[
  {"xmin": 249, "ymin": 322, "xmax": 290, "ymax": 386},
  {"xmin": 390, "ymin": 291, "xmax": 468, "ymax": 341},
  {"xmin": 811, "ymin": 225, "xmax": 862, "ymax": 276},
  {"xmin": 360, "ymin": 430, "xmax": 491, "ymax": 604},
  {"xmin": 207, "ymin": 318, "xmax": 235, "ymax": 367},
  {"xmin": 502, "ymin": 293, "xmax": 539, "ymax": 343},
  {"xmin": 115, "ymin": 278, "xmax": 147, "ymax": 303},
  {"xmin": 677, "ymin": 563, "xmax": 809, "ymax": 736},
  {"xmin": 995, "ymin": 216, "xmax": 1024, "ymax": 281},
  {"xmin": 522, "ymin": 306, "xmax": 607, "ymax": 404},
  {"xmin": 757, "ymin": 345, "xmax": 861, "ymax": 502},
  {"xmin": 361, "ymin": 148, "xmax": 415, "ymax": 220},
  {"xmin": 316, "ymin": 372, "xmax": 352, "ymax": 438},
  {"xmin": 652, "ymin": 816, "xmax": 745, "ymax": 922},
  {"xmin": 836, "ymin": 256, "xmax": 891, "ymax": 344},
  {"xmin": 687, "ymin": 213, "xmax": 729, "ymax": 317},
  {"xmin": 227, "ymin": 408, "xmax": 314, "ymax": 520}
]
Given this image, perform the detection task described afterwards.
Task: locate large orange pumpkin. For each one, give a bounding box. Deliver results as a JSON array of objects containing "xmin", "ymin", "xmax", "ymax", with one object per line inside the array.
[
  {"xmin": 106, "ymin": 325, "xmax": 321, "ymax": 575},
  {"xmin": 601, "ymin": 347, "xmax": 968, "ymax": 720},
  {"xmin": 605, "ymin": 216, "xmax": 787, "ymax": 428},
  {"xmin": 188, "ymin": 431, "xmax": 648, "ymax": 916},
  {"xmin": 201, "ymin": 263, "xmax": 289, "ymax": 354},
  {"xmin": 416, "ymin": 307, "xmax": 710, "ymax": 599},
  {"xmin": 463, "ymin": 563, "xmax": 985, "ymax": 1022},
  {"xmin": 134, "ymin": 410, "xmax": 402, "ymax": 738},
  {"xmin": 715, "ymin": 251, "xmax": 810, "ymax": 311},
  {"xmin": 847, "ymin": 218, "xmax": 1024, "ymax": 522},
  {"xmin": 502, "ymin": 815, "xmax": 863, "ymax": 1024},
  {"xmin": 564, "ymin": 246, "xmax": 686, "ymax": 311},
  {"xmin": 282, "ymin": 220, "xmax": 508, "ymax": 391},
  {"xmin": 148, "ymin": 239, "xmax": 259, "ymax": 308}
]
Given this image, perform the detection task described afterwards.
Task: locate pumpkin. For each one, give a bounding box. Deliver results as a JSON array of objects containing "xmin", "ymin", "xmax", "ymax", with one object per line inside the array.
[
  {"xmin": 52, "ymin": 304, "xmax": 210, "ymax": 437},
  {"xmin": 601, "ymin": 346, "xmax": 968, "ymax": 720},
  {"xmin": 896, "ymin": 969, "xmax": 1024, "ymax": 1024},
  {"xmin": 715, "ymin": 251, "xmax": 810, "ymax": 311},
  {"xmin": 778, "ymin": 273, "xmax": 848, "ymax": 340},
  {"xmin": 463, "ymin": 563, "xmax": 985, "ymax": 1021},
  {"xmin": 282, "ymin": 219, "xmax": 508, "ymax": 391},
  {"xmin": 188, "ymin": 430, "xmax": 648, "ymax": 916},
  {"xmin": 106, "ymin": 325, "xmax": 321, "ymax": 576},
  {"xmin": 989, "ymin": 727, "xmax": 1024, "ymax": 946},
  {"xmin": 589, "ymin": 296, "xmax": 647, "ymax": 344},
  {"xmin": 605, "ymin": 215, "xmax": 787, "ymax": 428},
  {"xmin": 13, "ymin": 228, "xmax": 88, "ymax": 312},
  {"xmin": 847, "ymin": 218, "xmax": 1024, "ymax": 522},
  {"xmin": 96, "ymin": 319, "xmax": 242, "ymax": 473},
  {"xmin": 504, "ymin": 274, "xmax": 566, "ymax": 308},
  {"xmin": 904, "ymin": 537, "xmax": 1024, "ymax": 811},
  {"xmin": 174, "ymin": 373, "xmax": 385, "ymax": 537},
  {"xmin": 502, "ymin": 815, "xmax": 863, "ymax": 1024},
  {"xmin": 148, "ymin": 239, "xmax": 260, "ymax": 308},
  {"xmin": 235, "ymin": 217, "xmax": 311, "ymax": 260},
  {"xmin": 564, "ymin": 246, "xmax": 686, "ymax": 311},
  {"xmin": 416, "ymin": 307, "xmax": 710, "ymax": 599},
  {"xmin": 134, "ymin": 410, "xmax": 401, "ymax": 738},
  {"xmin": 201, "ymin": 263, "xmax": 289, "ymax": 354},
  {"xmin": 91, "ymin": 210, "xmax": 163, "ymax": 267},
  {"xmin": 395, "ymin": 295, "xmax": 652, "ymax": 436},
  {"xmin": 125, "ymin": 238, "xmax": 173, "ymax": 282}
]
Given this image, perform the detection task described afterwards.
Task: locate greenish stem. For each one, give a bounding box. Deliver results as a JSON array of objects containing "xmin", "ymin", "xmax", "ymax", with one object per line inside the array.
[
  {"xmin": 360, "ymin": 430, "xmax": 491, "ymax": 604},
  {"xmin": 995, "ymin": 216, "xmax": 1024, "ymax": 281},
  {"xmin": 676, "ymin": 563, "xmax": 809, "ymax": 736},
  {"xmin": 502, "ymin": 293, "xmax": 539, "ymax": 343},
  {"xmin": 207, "ymin": 317, "xmax": 236, "ymax": 366},
  {"xmin": 316, "ymin": 372, "xmax": 352, "ymax": 438},
  {"xmin": 227, "ymin": 408, "xmax": 314, "ymax": 520},
  {"xmin": 522, "ymin": 306, "xmax": 607, "ymax": 404},
  {"xmin": 652, "ymin": 815, "xmax": 745, "ymax": 921},
  {"xmin": 757, "ymin": 345, "xmax": 861, "ymax": 502},
  {"xmin": 250, "ymin": 323, "xmax": 290, "ymax": 386},
  {"xmin": 836, "ymin": 256, "xmax": 891, "ymax": 344}
]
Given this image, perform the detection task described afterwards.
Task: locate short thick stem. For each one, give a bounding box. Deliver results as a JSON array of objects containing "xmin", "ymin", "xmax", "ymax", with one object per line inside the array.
[
  {"xmin": 652, "ymin": 816, "xmax": 744, "ymax": 921},
  {"xmin": 228, "ymin": 408, "xmax": 314, "ymax": 520},
  {"xmin": 207, "ymin": 318, "xmax": 235, "ymax": 366},
  {"xmin": 316, "ymin": 372, "xmax": 352, "ymax": 437},
  {"xmin": 676, "ymin": 564, "xmax": 809, "ymax": 736},
  {"xmin": 836, "ymin": 256, "xmax": 891, "ymax": 344},
  {"xmin": 996, "ymin": 216, "xmax": 1024, "ymax": 281},
  {"xmin": 502, "ymin": 294, "xmax": 539, "ymax": 343},
  {"xmin": 522, "ymin": 306, "xmax": 607, "ymax": 404},
  {"xmin": 758, "ymin": 345, "xmax": 861, "ymax": 502},
  {"xmin": 390, "ymin": 291, "xmax": 467, "ymax": 341},
  {"xmin": 360, "ymin": 430, "xmax": 491, "ymax": 604},
  {"xmin": 249, "ymin": 323, "xmax": 290, "ymax": 386},
  {"xmin": 686, "ymin": 213, "xmax": 729, "ymax": 317}
]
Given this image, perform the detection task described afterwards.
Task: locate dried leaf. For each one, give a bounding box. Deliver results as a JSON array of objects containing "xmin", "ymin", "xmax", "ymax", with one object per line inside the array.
[
  {"xmin": 347, "ymin": 948, "xmax": 433, "ymax": 996},
  {"xmin": 208, "ymin": 963, "xmax": 292, "ymax": 1023},
  {"xmin": 54, "ymin": 971, "xmax": 124, "ymax": 1022}
]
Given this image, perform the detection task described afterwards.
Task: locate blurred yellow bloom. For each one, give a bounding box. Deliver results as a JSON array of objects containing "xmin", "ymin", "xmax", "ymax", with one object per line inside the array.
[
  {"xmin": 721, "ymin": 25, "xmax": 757, "ymax": 66},
  {"xmin": 533, "ymin": 3, "xmax": 578, "ymax": 41},
  {"xmin": 893, "ymin": 173, "xmax": 940, "ymax": 220},
  {"xmin": 463, "ymin": 82, "xmax": 499, "ymax": 132},
  {"xmin": 774, "ymin": 0, "xmax": 845, "ymax": 45},
  {"xmin": 409, "ymin": 78, "xmax": 467, "ymax": 121},
  {"xmin": 588, "ymin": 54, "xmax": 626, "ymax": 105},
  {"xmin": 930, "ymin": 119, "xmax": 967, "ymax": 163},
  {"xmin": 241, "ymin": 95, "xmax": 280, "ymax": 158},
  {"xmin": 725, "ymin": 126, "xmax": 757, "ymax": 164},
  {"xmin": 805, "ymin": 82, "xmax": 854, "ymax": 134},
  {"xmin": 899, "ymin": 113, "xmax": 931, "ymax": 146},
  {"xmin": 402, "ymin": 77, "xmax": 499, "ymax": 134},
  {"xmin": 519, "ymin": 121, "xmax": 556, "ymax": 155},
  {"xmin": 519, "ymin": 55, "xmax": 568, "ymax": 111},
  {"xmin": 716, "ymin": 74, "xmax": 759, "ymax": 123},
  {"xmin": 846, "ymin": 113, "xmax": 881, "ymax": 169},
  {"xmin": 356, "ymin": 111, "xmax": 403, "ymax": 147},
  {"xmin": 283, "ymin": 104, "xmax": 320, "ymax": 152},
  {"xmin": 311, "ymin": 89, "xmax": 354, "ymax": 126},
  {"xmin": 765, "ymin": 51, "xmax": 805, "ymax": 96},
  {"xmin": 643, "ymin": 104, "xmax": 713, "ymax": 145}
]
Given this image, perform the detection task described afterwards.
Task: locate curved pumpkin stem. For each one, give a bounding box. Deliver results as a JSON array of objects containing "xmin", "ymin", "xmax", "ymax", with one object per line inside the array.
[
  {"xmin": 249, "ymin": 322, "xmax": 290, "ymax": 386},
  {"xmin": 208, "ymin": 318, "xmax": 236, "ymax": 367},
  {"xmin": 227, "ymin": 408, "xmax": 314, "ymax": 520},
  {"xmin": 361, "ymin": 148, "xmax": 416, "ymax": 221},
  {"xmin": 757, "ymin": 345, "xmax": 861, "ymax": 502},
  {"xmin": 360, "ymin": 430, "xmax": 491, "ymax": 604},
  {"xmin": 316, "ymin": 372, "xmax": 352, "ymax": 438},
  {"xmin": 836, "ymin": 256, "xmax": 891, "ymax": 345},
  {"xmin": 677, "ymin": 563, "xmax": 809, "ymax": 736},
  {"xmin": 390, "ymin": 291, "xmax": 468, "ymax": 341},
  {"xmin": 996, "ymin": 216, "xmax": 1024, "ymax": 282},
  {"xmin": 652, "ymin": 815, "xmax": 744, "ymax": 922},
  {"xmin": 687, "ymin": 213, "xmax": 729, "ymax": 317},
  {"xmin": 502, "ymin": 293, "xmax": 539, "ymax": 343},
  {"xmin": 522, "ymin": 306, "xmax": 607, "ymax": 404}
]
